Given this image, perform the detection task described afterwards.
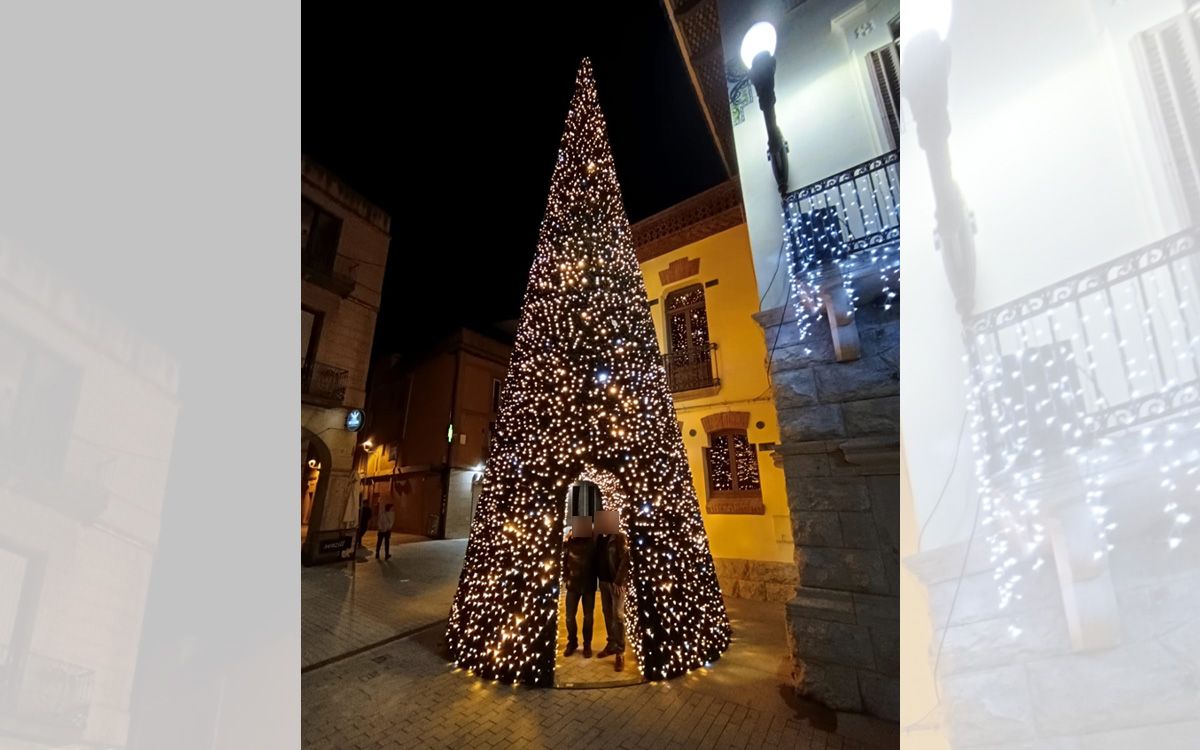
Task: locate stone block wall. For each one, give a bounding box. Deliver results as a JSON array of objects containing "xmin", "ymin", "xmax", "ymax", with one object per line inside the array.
[
  {"xmin": 908, "ymin": 471, "xmax": 1200, "ymax": 747},
  {"xmin": 755, "ymin": 301, "xmax": 900, "ymax": 722},
  {"xmin": 713, "ymin": 558, "xmax": 799, "ymax": 603}
]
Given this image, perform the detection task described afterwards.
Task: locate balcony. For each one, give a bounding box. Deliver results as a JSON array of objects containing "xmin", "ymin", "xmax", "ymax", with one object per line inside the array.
[
  {"xmin": 0, "ymin": 648, "xmax": 94, "ymax": 741},
  {"xmin": 302, "ymin": 361, "xmax": 348, "ymax": 406},
  {"xmin": 301, "ymin": 254, "xmax": 356, "ymax": 298},
  {"xmin": 963, "ymin": 230, "xmax": 1200, "ymax": 645},
  {"xmin": 784, "ymin": 150, "xmax": 900, "ymax": 273},
  {"xmin": 967, "ymin": 227, "xmax": 1200, "ymax": 470},
  {"xmin": 782, "ymin": 151, "xmax": 900, "ymax": 361},
  {"xmin": 663, "ymin": 343, "xmax": 719, "ymax": 394}
]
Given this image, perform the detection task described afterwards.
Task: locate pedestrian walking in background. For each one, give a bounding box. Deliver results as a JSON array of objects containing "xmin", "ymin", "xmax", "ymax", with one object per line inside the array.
[{"xmin": 376, "ymin": 502, "xmax": 395, "ymax": 560}]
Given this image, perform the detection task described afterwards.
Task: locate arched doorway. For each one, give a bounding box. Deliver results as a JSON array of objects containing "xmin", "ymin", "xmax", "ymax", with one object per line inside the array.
[
  {"xmin": 301, "ymin": 427, "xmax": 333, "ymax": 564},
  {"xmin": 554, "ymin": 466, "xmax": 642, "ymax": 687}
]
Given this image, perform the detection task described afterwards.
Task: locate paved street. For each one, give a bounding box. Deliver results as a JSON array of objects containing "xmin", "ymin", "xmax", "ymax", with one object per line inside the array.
[
  {"xmin": 302, "ymin": 534, "xmax": 465, "ymax": 668},
  {"xmin": 302, "ymin": 539, "xmax": 894, "ymax": 749}
]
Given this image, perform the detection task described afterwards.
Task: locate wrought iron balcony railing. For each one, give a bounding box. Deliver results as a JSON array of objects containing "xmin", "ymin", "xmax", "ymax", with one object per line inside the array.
[
  {"xmin": 0, "ymin": 649, "xmax": 94, "ymax": 734},
  {"xmin": 300, "ymin": 259, "xmax": 356, "ymax": 298},
  {"xmin": 663, "ymin": 343, "xmax": 719, "ymax": 394},
  {"xmin": 783, "ymin": 151, "xmax": 900, "ymax": 271},
  {"xmin": 302, "ymin": 361, "xmax": 348, "ymax": 405},
  {"xmin": 966, "ymin": 227, "xmax": 1200, "ymax": 476}
]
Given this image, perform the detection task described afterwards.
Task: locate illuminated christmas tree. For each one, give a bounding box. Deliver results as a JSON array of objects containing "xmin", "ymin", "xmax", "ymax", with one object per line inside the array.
[{"xmin": 445, "ymin": 59, "xmax": 730, "ymax": 686}]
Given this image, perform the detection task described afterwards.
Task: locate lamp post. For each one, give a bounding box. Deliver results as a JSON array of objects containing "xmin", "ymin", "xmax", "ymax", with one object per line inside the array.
[
  {"xmin": 901, "ymin": 2, "xmax": 976, "ymax": 319},
  {"xmin": 741, "ymin": 22, "xmax": 789, "ymax": 195}
]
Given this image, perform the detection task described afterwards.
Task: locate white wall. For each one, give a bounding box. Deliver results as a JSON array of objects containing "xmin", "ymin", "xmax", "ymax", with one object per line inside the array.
[
  {"xmin": 720, "ymin": 0, "xmax": 901, "ymax": 310},
  {"xmin": 901, "ymin": 0, "xmax": 1186, "ymax": 548}
]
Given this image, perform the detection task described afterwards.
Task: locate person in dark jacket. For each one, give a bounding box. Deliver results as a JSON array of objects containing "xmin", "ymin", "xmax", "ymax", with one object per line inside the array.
[
  {"xmin": 562, "ymin": 516, "xmax": 598, "ymax": 657},
  {"xmin": 593, "ymin": 510, "xmax": 630, "ymax": 672}
]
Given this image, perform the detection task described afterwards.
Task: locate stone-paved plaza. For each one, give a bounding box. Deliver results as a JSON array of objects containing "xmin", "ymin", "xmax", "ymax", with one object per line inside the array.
[
  {"xmin": 302, "ymin": 533, "xmax": 463, "ymax": 668},
  {"xmin": 301, "ymin": 538, "xmax": 895, "ymax": 749}
]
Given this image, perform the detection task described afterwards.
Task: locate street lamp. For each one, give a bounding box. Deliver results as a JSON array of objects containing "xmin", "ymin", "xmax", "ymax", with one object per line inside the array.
[
  {"xmin": 741, "ymin": 22, "xmax": 789, "ymax": 195},
  {"xmin": 902, "ymin": 1, "xmax": 976, "ymax": 319}
]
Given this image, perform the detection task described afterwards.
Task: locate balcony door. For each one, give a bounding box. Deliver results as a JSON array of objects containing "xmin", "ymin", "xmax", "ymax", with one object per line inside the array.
[{"xmin": 665, "ymin": 284, "xmax": 712, "ymax": 392}]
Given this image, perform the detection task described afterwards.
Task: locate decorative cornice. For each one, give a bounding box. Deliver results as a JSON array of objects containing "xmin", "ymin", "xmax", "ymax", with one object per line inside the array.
[
  {"xmin": 632, "ymin": 179, "xmax": 745, "ymax": 262},
  {"xmin": 701, "ymin": 410, "xmax": 751, "ymax": 434},
  {"xmin": 664, "ymin": 0, "xmax": 738, "ymax": 177},
  {"xmin": 0, "ymin": 240, "xmax": 179, "ymax": 397},
  {"xmin": 659, "ymin": 257, "xmax": 701, "ymax": 286},
  {"xmin": 301, "ymin": 156, "xmax": 392, "ymax": 235}
]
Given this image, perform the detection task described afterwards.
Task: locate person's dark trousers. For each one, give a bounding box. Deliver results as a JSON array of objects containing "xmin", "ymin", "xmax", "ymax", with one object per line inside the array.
[
  {"xmin": 565, "ymin": 588, "xmax": 594, "ymax": 647},
  {"xmin": 356, "ymin": 528, "xmax": 367, "ymax": 547},
  {"xmin": 375, "ymin": 531, "xmax": 391, "ymax": 559},
  {"xmin": 599, "ymin": 582, "xmax": 626, "ymax": 651}
]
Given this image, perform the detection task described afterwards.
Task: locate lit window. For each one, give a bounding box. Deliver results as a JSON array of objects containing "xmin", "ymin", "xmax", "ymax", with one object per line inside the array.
[
  {"xmin": 663, "ymin": 284, "xmax": 715, "ymax": 393},
  {"xmin": 704, "ymin": 429, "xmax": 761, "ymax": 496}
]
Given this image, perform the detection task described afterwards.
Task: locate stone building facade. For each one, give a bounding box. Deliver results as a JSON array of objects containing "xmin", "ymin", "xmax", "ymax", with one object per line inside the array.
[
  {"xmin": 663, "ymin": 0, "xmax": 902, "ymax": 721},
  {"xmin": 756, "ymin": 301, "xmax": 899, "ymax": 719},
  {"xmin": 0, "ymin": 242, "xmax": 179, "ymax": 746},
  {"xmin": 634, "ymin": 181, "xmax": 799, "ymax": 604},
  {"xmin": 896, "ymin": 1, "xmax": 1200, "ymax": 744},
  {"xmin": 301, "ymin": 156, "xmax": 390, "ymax": 564},
  {"xmin": 357, "ymin": 328, "xmax": 512, "ymax": 540},
  {"xmin": 906, "ymin": 450, "xmax": 1200, "ymax": 747}
]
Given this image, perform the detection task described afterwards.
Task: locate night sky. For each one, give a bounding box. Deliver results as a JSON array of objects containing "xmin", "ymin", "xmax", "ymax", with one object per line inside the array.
[{"xmin": 302, "ymin": 1, "xmax": 727, "ymax": 361}]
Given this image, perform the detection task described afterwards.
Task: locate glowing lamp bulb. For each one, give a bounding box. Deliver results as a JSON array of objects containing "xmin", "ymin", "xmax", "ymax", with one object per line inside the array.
[{"xmin": 740, "ymin": 22, "xmax": 776, "ymax": 69}]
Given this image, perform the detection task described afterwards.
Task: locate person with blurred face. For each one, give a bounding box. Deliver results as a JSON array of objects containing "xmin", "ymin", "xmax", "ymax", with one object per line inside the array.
[
  {"xmin": 562, "ymin": 515, "xmax": 598, "ymax": 657},
  {"xmin": 593, "ymin": 509, "xmax": 629, "ymax": 671}
]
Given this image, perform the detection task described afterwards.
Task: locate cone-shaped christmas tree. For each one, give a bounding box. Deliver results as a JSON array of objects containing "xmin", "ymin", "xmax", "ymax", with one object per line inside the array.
[{"xmin": 446, "ymin": 59, "xmax": 730, "ymax": 686}]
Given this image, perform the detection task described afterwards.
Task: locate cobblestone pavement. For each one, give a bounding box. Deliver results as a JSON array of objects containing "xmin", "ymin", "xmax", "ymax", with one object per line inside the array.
[
  {"xmin": 301, "ymin": 536, "xmax": 466, "ymax": 668},
  {"xmin": 302, "ymin": 539, "xmax": 894, "ymax": 748},
  {"xmin": 302, "ymin": 624, "xmax": 872, "ymax": 750}
]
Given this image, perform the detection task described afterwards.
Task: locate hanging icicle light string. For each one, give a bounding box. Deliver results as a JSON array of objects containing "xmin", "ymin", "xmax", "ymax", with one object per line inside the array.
[
  {"xmin": 962, "ymin": 229, "xmax": 1200, "ymax": 628},
  {"xmin": 780, "ymin": 151, "xmax": 900, "ymax": 354}
]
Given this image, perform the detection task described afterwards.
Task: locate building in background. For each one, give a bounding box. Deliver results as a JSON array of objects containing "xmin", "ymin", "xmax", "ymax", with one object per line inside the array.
[
  {"xmin": 301, "ymin": 157, "xmax": 390, "ymax": 565},
  {"xmin": 357, "ymin": 328, "xmax": 512, "ymax": 539},
  {"xmin": 633, "ymin": 180, "xmax": 797, "ymax": 602},
  {"xmin": 0, "ymin": 244, "xmax": 178, "ymax": 747},
  {"xmin": 666, "ymin": 0, "xmax": 901, "ymax": 723}
]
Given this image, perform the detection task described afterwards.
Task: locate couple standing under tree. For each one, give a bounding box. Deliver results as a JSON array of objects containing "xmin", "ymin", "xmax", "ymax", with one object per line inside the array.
[{"xmin": 562, "ymin": 509, "xmax": 630, "ymax": 672}]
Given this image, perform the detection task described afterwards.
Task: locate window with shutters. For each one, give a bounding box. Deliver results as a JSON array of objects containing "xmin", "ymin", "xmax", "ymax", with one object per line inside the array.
[
  {"xmin": 1135, "ymin": 7, "xmax": 1200, "ymax": 227},
  {"xmin": 0, "ymin": 323, "xmax": 81, "ymax": 484},
  {"xmin": 491, "ymin": 378, "xmax": 503, "ymax": 414},
  {"xmin": 301, "ymin": 306, "xmax": 323, "ymax": 369},
  {"xmin": 0, "ymin": 541, "xmax": 44, "ymax": 692},
  {"xmin": 301, "ymin": 197, "xmax": 343, "ymax": 273},
  {"xmin": 703, "ymin": 428, "xmax": 764, "ymax": 514},
  {"xmin": 868, "ymin": 38, "xmax": 901, "ymax": 150},
  {"xmin": 663, "ymin": 284, "xmax": 718, "ymax": 393}
]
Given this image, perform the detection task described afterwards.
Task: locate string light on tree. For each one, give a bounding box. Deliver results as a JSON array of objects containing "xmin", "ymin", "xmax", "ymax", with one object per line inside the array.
[{"xmin": 445, "ymin": 59, "xmax": 731, "ymax": 686}]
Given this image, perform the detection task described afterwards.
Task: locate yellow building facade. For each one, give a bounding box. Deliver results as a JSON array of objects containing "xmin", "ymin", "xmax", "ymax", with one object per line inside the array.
[{"xmin": 634, "ymin": 181, "xmax": 797, "ymax": 602}]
